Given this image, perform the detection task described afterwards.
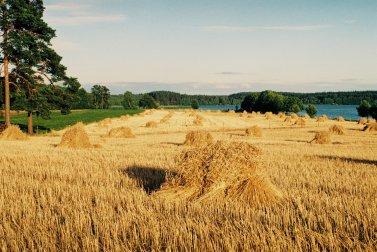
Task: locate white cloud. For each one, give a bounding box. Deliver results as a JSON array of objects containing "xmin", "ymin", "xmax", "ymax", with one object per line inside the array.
[
  {"xmin": 203, "ymin": 24, "xmax": 332, "ymax": 32},
  {"xmin": 216, "ymin": 72, "xmax": 244, "ymax": 75},
  {"xmin": 344, "ymin": 19, "xmax": 357, "ymax": 24},
  {"xmin": 45, "ymin": 3, "xmax": 88, "ymax": 11},
  {"xmin": 45, "ymin": 2, "xmax": 126, "ymax": 26},
  {"xmin": 47, "ymin": 14, "xmax": 126, "ymax": 26}
]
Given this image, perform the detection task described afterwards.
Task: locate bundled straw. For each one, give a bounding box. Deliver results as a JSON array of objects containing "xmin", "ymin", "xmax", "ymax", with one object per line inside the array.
[
  {"xmin": 59, "ymin": 123, "xmax": 93, "ymax": 148},
  {"xmin": 363, "ymin": 123, "xmax": 377, "ymax": 132},
  {"xmin": 157, "ymin": 141, "xmax": 281, "ymax": 205},
  {"xmin": 310, "ymin": 131, "xmax": 331, "ymax": 144},
  {"xmin": 97, "ymin": 118, "xmax": 112, "ymax": 127},
  {"xmin": 265, "ymin": 112, "xmax": 274, "ymax": 120},
  {"xmin": 335, "ymin": 116, "xmax": 345, "ymax": 122},
  {"xmin": 160, "ymin": 112, "xmax": 174, "ymax": 123},
  {"xmin": 184, "ymin": 131, "xmax": 213, "ymax": 146},
  {"xmin": 329, "ymin": 124, "xmax": 345, "ymax": 135},
  {"xmin": 146, "ymin": 121, "xmax": 158, "ymax": 128},
  {"xmin": 245, "ymin": 126, "xmax": 262, "ymax": 137},
  {"xmin": 294, "ymin": 118, "xmax": 306, "ymax": 127},
  {"xmin": 284, "ymin": 116, "xmax": 293, "ymax": 123},
  {"xmin": 0, "ymin": 125, "xmax": 28, "ymax": 141},
  {"xmin": 316, "ymin": 115, "xmax": 328, "ymax": 122},
  {"xmin": 105, "ymin": 127, "xmax": 135, "ymax": 138},
  {"xmin": 120, "ymin": 115, "xmax": 130, "ymax": 121},
  {"xmin": 193, "ymin": 115, "xmax": 203, "ymax": 126},
  {"xmin": 358, "ymin": 118, "xmax": 367, "ymax": 125}
]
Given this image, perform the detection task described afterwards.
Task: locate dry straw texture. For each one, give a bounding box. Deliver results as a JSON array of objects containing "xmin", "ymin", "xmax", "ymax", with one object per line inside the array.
[
  {"xmin": 120, "ymin": 115, "xmax": 130, "ymax": 121},
  {"xmin": 265, "ymin": 112, "xmax": 274, "ymax": 120},
  {"xmin": 358, "ymin": 118, "xmax": 367, "ymax": 125},
  {"xmin": 363, "ymin": 123, "xmax": 377, "ymax": 132},
  {"xmin": 98, "ymin": 118, "xmax": 112, "ymax": 127},
  {"xmin": 245, "ymin": 126, "xmax": 262, "ymax": 137},
  {"xmin": 58, "ymin": 123, "xmax": 93, "ymax": 148},
  {"xmin": 0, "ymin": 109, "xmax": 376, "ymax": 251},
  {"xmin": 158, "ymin": 141, "xmax": 281, "ymax": 205},
  {"xmin": 146, "ymin": 121, "xmax": 158, "ymax": 128},
  {"xmin": 316, "ymin": 115, "xmax": 328, "ymax": 122},
  {"xmin": 184, "ymin": 131, "xmax": 213, "ymax": 146},
  {"xmin": 277, "ymin": 112, "xmax": 285, "ymax": 118},
  {"xmin": 284, "ymin": 116, "xmax": 293, "ymax": 123},
  {"xmin": 294, "ymin": 118, "xmax": 306, "ymax": 127},
  {"xmin": 329, "ymin": 124, "xmax": 345, "ymax": 135},
  {"xmin": 310, "ymin": 131, "xmax": 331, "ymax": 144},
  {"xmin": 193, "ymin": 115, "xmax": 203, "ymax": 126},
  {"xmin": 105, "ymin": 127, "xmax": 135, "ymax": 138},
  {"xmin": 160, "ymin": 112, "xmax": 173, "ymax": 123},
  {"xmin": 290, "ymin": 113, "xmax": 298, "ymax": 119},
  {"xmin": 0, "ymin": 125, "xmax": 28, "ymax": 141},
  {"xmin": 336, "ymin": 116, "xmax": 345, "ymax": 122}
]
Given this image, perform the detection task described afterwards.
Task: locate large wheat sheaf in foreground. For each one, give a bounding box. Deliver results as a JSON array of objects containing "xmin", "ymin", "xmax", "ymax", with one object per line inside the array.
[{"xmin": 157, "ymin": 141, "xmax": 281, "ymax": 204}]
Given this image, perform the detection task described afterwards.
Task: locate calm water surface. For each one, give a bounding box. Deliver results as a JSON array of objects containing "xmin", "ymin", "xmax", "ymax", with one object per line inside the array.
[{"xmin": 199, "ymin": 104, "xmax": 359, "ymax": 120}]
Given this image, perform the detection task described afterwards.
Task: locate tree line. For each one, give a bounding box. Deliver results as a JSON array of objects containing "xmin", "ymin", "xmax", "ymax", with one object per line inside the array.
[{"xmin": 109, "ymin": 90, "xmax": 377, "ymax": 108}]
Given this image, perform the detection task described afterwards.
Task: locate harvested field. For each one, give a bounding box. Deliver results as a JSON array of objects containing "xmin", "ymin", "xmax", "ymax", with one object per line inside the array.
[{"xmin": 0, "ymin": 110, "xmax": 376, "ymax": 250}]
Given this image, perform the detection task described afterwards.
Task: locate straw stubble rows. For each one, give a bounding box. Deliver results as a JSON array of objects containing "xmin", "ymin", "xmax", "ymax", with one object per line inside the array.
[{"xmin": 0, "ymin": 109, "xmax": 376, "ymax": 250}]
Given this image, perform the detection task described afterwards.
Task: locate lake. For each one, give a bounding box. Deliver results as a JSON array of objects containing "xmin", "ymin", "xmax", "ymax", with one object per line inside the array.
[{"xmin": 199, "ymin": 104, "xmax": 359, "ymax": 121}]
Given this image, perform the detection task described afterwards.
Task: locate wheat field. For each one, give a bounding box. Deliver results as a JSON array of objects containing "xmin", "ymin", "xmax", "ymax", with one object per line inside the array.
[{"xmin": 0, "ymin": 110, "xmax": 376, "ymax": 251}]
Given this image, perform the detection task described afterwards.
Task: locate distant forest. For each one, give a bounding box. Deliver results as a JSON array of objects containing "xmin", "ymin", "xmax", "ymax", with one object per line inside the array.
[{"xmin": 110, "ymin": 90, "xmax": 377, "ymax": 107}]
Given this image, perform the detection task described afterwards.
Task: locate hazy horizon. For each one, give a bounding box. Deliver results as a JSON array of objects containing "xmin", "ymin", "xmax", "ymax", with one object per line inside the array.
[
  {"xmin": 45, "ymin": 0, "xmax": 377, "ymax": 94},
  {"xmin": 82, "ymin": 82, "xmax": 376, "ymax": 96}
]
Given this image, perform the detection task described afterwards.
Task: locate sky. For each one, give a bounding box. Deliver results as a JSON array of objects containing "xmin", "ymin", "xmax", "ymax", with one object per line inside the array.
[{"xmin": 44, "ymin": 0, "xmax": 377, "ymax": 95}]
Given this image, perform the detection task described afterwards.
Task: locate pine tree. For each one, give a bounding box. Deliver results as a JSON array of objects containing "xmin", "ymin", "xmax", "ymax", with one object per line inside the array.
[{"xmin": 1, "ymin": 0, "xmax": 75, "ymax": 133}]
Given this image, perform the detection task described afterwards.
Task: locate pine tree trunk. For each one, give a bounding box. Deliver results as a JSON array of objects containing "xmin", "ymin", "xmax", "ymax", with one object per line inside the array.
[
  {"xmin": 3, "ymin": 56, "xmax": 11, "ymax": 127},
  {"xmin": 2, "ymin": 3, "xmax": 11, "ymax": 127},
  {"xmin": 27, "ymin": 111, "xmax": 33, "ymax": 135}
]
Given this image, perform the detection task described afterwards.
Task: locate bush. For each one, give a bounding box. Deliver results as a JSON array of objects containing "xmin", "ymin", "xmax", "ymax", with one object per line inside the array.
[
  {"xmin": 369, "ymin": 102, "xmax": 377, "ymax": 119},
  {"xmin": 139, "ymin": 94, "xmax": 158, "ymax": 109},
  {"xmin": 191, "ymin": 100, "xmax": 199, "ymax": 110},
  {"xmin": 240, "ymin": 90, "xmax": 303, "ymax": 114},
  {"xmin": 305, "ymin": 104, "xmax": 317, "ymax": 118},
  {"xmin": 357, "ymin": 100, "xmax": 371, "ymax": 118},
  {"xmin": 121, "ymin": 91, "xmax": 137, "ymax": 109},
  {"xmin": 241, "ymin": 93, "xmax": 258, "ymax": 112}
]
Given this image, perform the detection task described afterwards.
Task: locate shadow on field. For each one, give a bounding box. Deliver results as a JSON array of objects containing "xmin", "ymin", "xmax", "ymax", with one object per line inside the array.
[
  {"xmin": 122, "ymin": 166, "xmax": 177, "ymax": 193},
  {"xmin": 316, "ymin": 155, "xmax": 377, "ymax": 166}
]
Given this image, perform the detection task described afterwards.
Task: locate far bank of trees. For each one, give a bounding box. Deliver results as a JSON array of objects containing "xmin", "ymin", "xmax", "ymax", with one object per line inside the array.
[{"xmin": 108, "ymin": 90, "xmax": 377, "ymax": 109}]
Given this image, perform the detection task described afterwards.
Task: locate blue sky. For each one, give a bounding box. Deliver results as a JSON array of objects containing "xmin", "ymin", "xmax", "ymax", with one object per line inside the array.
[{"xmin": 45, "ymin": 0, "xmax": 377, "ymax": 94}]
